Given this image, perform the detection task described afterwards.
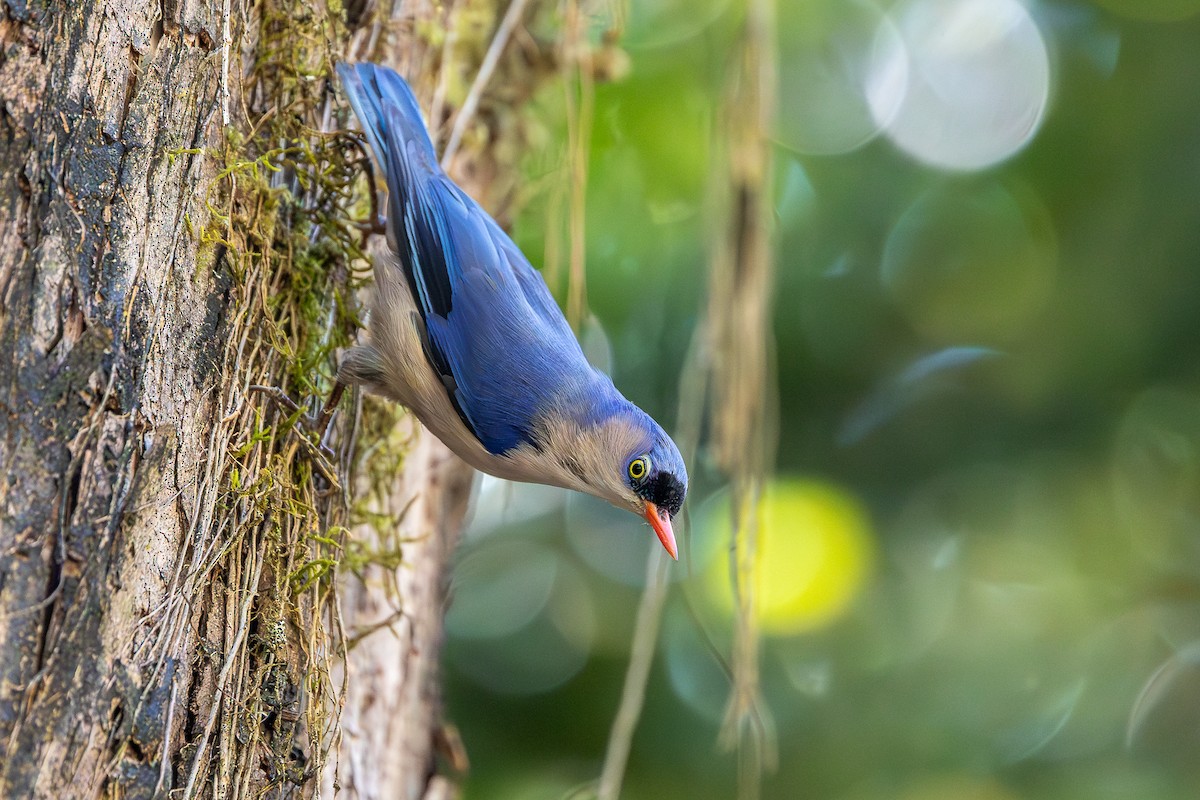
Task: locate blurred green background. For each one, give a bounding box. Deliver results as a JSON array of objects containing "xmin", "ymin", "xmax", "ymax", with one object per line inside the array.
[{"xmin": 442, "ymin": 1, "xmax": 1200, "ymax": 798}]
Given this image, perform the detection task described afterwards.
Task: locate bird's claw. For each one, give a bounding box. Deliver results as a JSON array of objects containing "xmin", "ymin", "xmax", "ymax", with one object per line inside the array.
[
  {"xmin": 354, "ymin": 215, "xmax": 387, "ymax": 237},
  {"xmin": 247, "ymin": 384, "xmax": 340, "ymax": 464}
]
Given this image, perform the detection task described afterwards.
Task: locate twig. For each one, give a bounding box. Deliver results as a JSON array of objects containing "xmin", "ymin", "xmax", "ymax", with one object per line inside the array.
[
  {"xmin": 248, "ymin": 383, "xmax": 302, "ymax": 415},
  {"xmin": 181, "ymin": 540, "xmax": 265, "ymax": 800},
  {"xmin": 440, "ymin": 0, "xmax": 534, "ymax": 168},
  {"xmin": 154, "ymin": 678, "xmax": 180, "ymax": 797},
  {"xmin": 561, "ymin": 0, "xmax": 593, "ymax": 331},
  {"xmin": 596, "ymin": 551, "xmax": 671, "ymax": 800},
  {"xmin": 429, "ymin": 1, "xmax": 458, "ymax": 150},
  {"xmin": 711, "ymin": 0, "xmax": 780, "ymax": 794}
]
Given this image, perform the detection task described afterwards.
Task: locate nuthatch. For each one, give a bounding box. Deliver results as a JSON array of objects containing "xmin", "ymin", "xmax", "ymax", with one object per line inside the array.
[{"xmin": 335, "ymin": 62, "xmax": 686, "ymax": 558}]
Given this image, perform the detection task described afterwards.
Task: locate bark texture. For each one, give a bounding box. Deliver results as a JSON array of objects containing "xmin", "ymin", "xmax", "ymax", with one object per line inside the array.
[{"xmin": 0, "ymin": 0, "xmax": 540, "ymax": 796}]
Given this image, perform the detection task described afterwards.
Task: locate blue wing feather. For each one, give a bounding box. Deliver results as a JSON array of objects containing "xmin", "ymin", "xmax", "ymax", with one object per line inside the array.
[{"xmin": 339, "ymin": 62, "xmax": 608, "ymax": 454}]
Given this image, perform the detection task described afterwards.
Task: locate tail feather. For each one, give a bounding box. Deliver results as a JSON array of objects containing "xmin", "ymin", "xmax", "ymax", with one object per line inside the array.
[{"xmin": 336, "ymin": 62, "xmax": 439, "ymax": 177}]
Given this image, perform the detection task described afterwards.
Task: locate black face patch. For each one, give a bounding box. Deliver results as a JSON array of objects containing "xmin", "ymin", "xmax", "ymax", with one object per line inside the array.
[{"xmin": 636, "ymin": 471, "xmax": 686, "ymax": 518}]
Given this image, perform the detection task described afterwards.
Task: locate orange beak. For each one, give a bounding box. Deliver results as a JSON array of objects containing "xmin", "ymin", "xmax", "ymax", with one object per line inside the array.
[{"xmin": 642, "ymin": 501, "xmax": 678, "ymax": 560}]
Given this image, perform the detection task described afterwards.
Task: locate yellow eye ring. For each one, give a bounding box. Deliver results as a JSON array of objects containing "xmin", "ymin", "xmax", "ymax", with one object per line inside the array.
[{"xmin": 628, "ymin": 457, "xmax": 649, "ymax": 482}]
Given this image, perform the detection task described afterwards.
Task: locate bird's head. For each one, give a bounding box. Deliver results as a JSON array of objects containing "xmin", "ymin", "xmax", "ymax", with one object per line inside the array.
[
  {"xmin": 622, "ymin": 433, "xmax": 688, "ymax": 560},
  {"xmin": 532, "ymin": 394, "xmax": 688, "ymax": 559}
]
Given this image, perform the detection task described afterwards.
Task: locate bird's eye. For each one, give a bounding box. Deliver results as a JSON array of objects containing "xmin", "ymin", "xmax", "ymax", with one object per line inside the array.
[{"xmin": 628, "ymin": 456, "xmax": 650, "ymax": 482}]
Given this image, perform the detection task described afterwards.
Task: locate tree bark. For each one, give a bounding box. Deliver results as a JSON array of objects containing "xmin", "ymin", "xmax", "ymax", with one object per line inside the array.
[{"xmin": 0, "ymin": 0, "xmax": 538, "ymax": 797}]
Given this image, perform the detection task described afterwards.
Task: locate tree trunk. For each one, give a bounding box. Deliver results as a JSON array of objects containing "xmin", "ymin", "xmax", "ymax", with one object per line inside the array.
[{"xmin": 0, "ymin": 0, "xmax": 538, "ymax": 796}]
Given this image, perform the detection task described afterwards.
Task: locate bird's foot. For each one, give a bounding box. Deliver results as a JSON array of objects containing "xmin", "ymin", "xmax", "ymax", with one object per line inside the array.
[
  {"xmin": 312, "ymin": 381, "xmax": 347, "ymax": 440},
  {"xmin": 342, "ymin": 131, "xmax": 387, "ymax": 241},
  {"xmin": 247, "ymin": 384, "xmax": 342, "ymax": 466},
  {"xmin": 353, "ymin": 215, "xmax": 386, "ymax": 237}
]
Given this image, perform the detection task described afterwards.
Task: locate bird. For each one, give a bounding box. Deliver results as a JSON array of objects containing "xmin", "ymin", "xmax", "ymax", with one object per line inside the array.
[{"xmin": 334, "ymin": 62, "xmax": 687, "ymax": 559}]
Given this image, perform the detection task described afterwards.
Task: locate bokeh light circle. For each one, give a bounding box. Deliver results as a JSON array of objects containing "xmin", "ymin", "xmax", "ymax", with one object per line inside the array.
[
  {"xmin": 881, "ymin": 181, "xmax": 1057, "ymax": 343},
  {"xmin": 874, "ymin": 0, "xmax": 1051, "ymax": 170},
  {"xmin": 663, "ymin": 611, "xmax": 731, "ymax": 722},
  {"xmin": 706, "ymin": 478, "xmax": 875, "ymax": 635},
  {"xmin": 446, "ymin": 539, "xmax": 558, "ymax": 639},
  {"xmin": 565, "ymin": 493, "xmax": 661, "ymax": 586},
  {"xmin": 566, "ymin": 491, "xmax": 721, "ymax": 585},
  {"xmin": 447, "ymin": 557, "xmax": 596, "ymax": 695},
  {"xmin": 777, "ymin": 0, "xmax": 908, "ymax": 155}
]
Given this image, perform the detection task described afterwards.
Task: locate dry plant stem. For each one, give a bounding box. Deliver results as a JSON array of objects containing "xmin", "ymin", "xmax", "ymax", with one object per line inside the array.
[
  {"xmin": 561, "ymin": 0, "xmax": 593, "ymax": 330},
  {"xmin": 710, "ymin": 0, "xmax": 780, "ymax": 795},
  {"xmin": 181, "ymin": 539, "xmax": 266, "ymax": 800},
  {"xmin": 441, "ymin": 0, "xmax": 534, "ymax": 169},
  {"xmin": 593, "ymin": 306, "xmax": 713, "ymax": 799},
  {"xmin": 248, "ymin": 383, "xmax": 304, "ymax": 415},
  {"xmin": 597, "ymin": 551, "xmax": 672, "ymax": 800}
]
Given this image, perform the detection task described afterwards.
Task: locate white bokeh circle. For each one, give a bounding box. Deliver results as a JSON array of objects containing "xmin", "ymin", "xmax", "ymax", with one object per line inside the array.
[
  {"xmin": 872, "ymin": 0, "xmax": 1051, "ymax": 171},
  {"xmin": 777, "ymin": 0, "xmax": 909, "ymax": 155}
]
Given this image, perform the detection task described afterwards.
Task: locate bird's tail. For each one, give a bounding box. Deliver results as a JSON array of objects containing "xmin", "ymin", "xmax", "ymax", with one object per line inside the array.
[{"xmin": 336, "ymin": 62, "xmax": 439, "ymax": 178}]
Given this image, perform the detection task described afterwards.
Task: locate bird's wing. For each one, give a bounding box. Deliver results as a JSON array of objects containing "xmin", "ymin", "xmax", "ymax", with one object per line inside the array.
[{"xmin": 339, "ymin": 62, "xmax": 595, "ymax": 455}]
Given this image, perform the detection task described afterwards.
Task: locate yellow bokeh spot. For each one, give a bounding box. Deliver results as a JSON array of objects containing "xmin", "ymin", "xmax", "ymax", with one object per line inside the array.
[{"xmin": 707, "ymin": 478, "xmax": 874, "ymax": 635}]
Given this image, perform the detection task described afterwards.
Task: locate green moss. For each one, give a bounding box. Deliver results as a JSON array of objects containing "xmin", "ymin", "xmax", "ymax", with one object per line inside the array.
[
  {"xmin": 159, "ymin": 0, "xmax": 571, "ymax": 791},
  {"xmin": 171, "ymin": 0, "xmax": 421, "ymax": 793}
]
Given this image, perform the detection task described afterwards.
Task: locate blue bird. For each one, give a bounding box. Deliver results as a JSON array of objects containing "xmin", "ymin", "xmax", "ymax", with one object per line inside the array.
[{"xmin": 336, "ymin": 62, "xmax": 687, "ymax": 559}]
